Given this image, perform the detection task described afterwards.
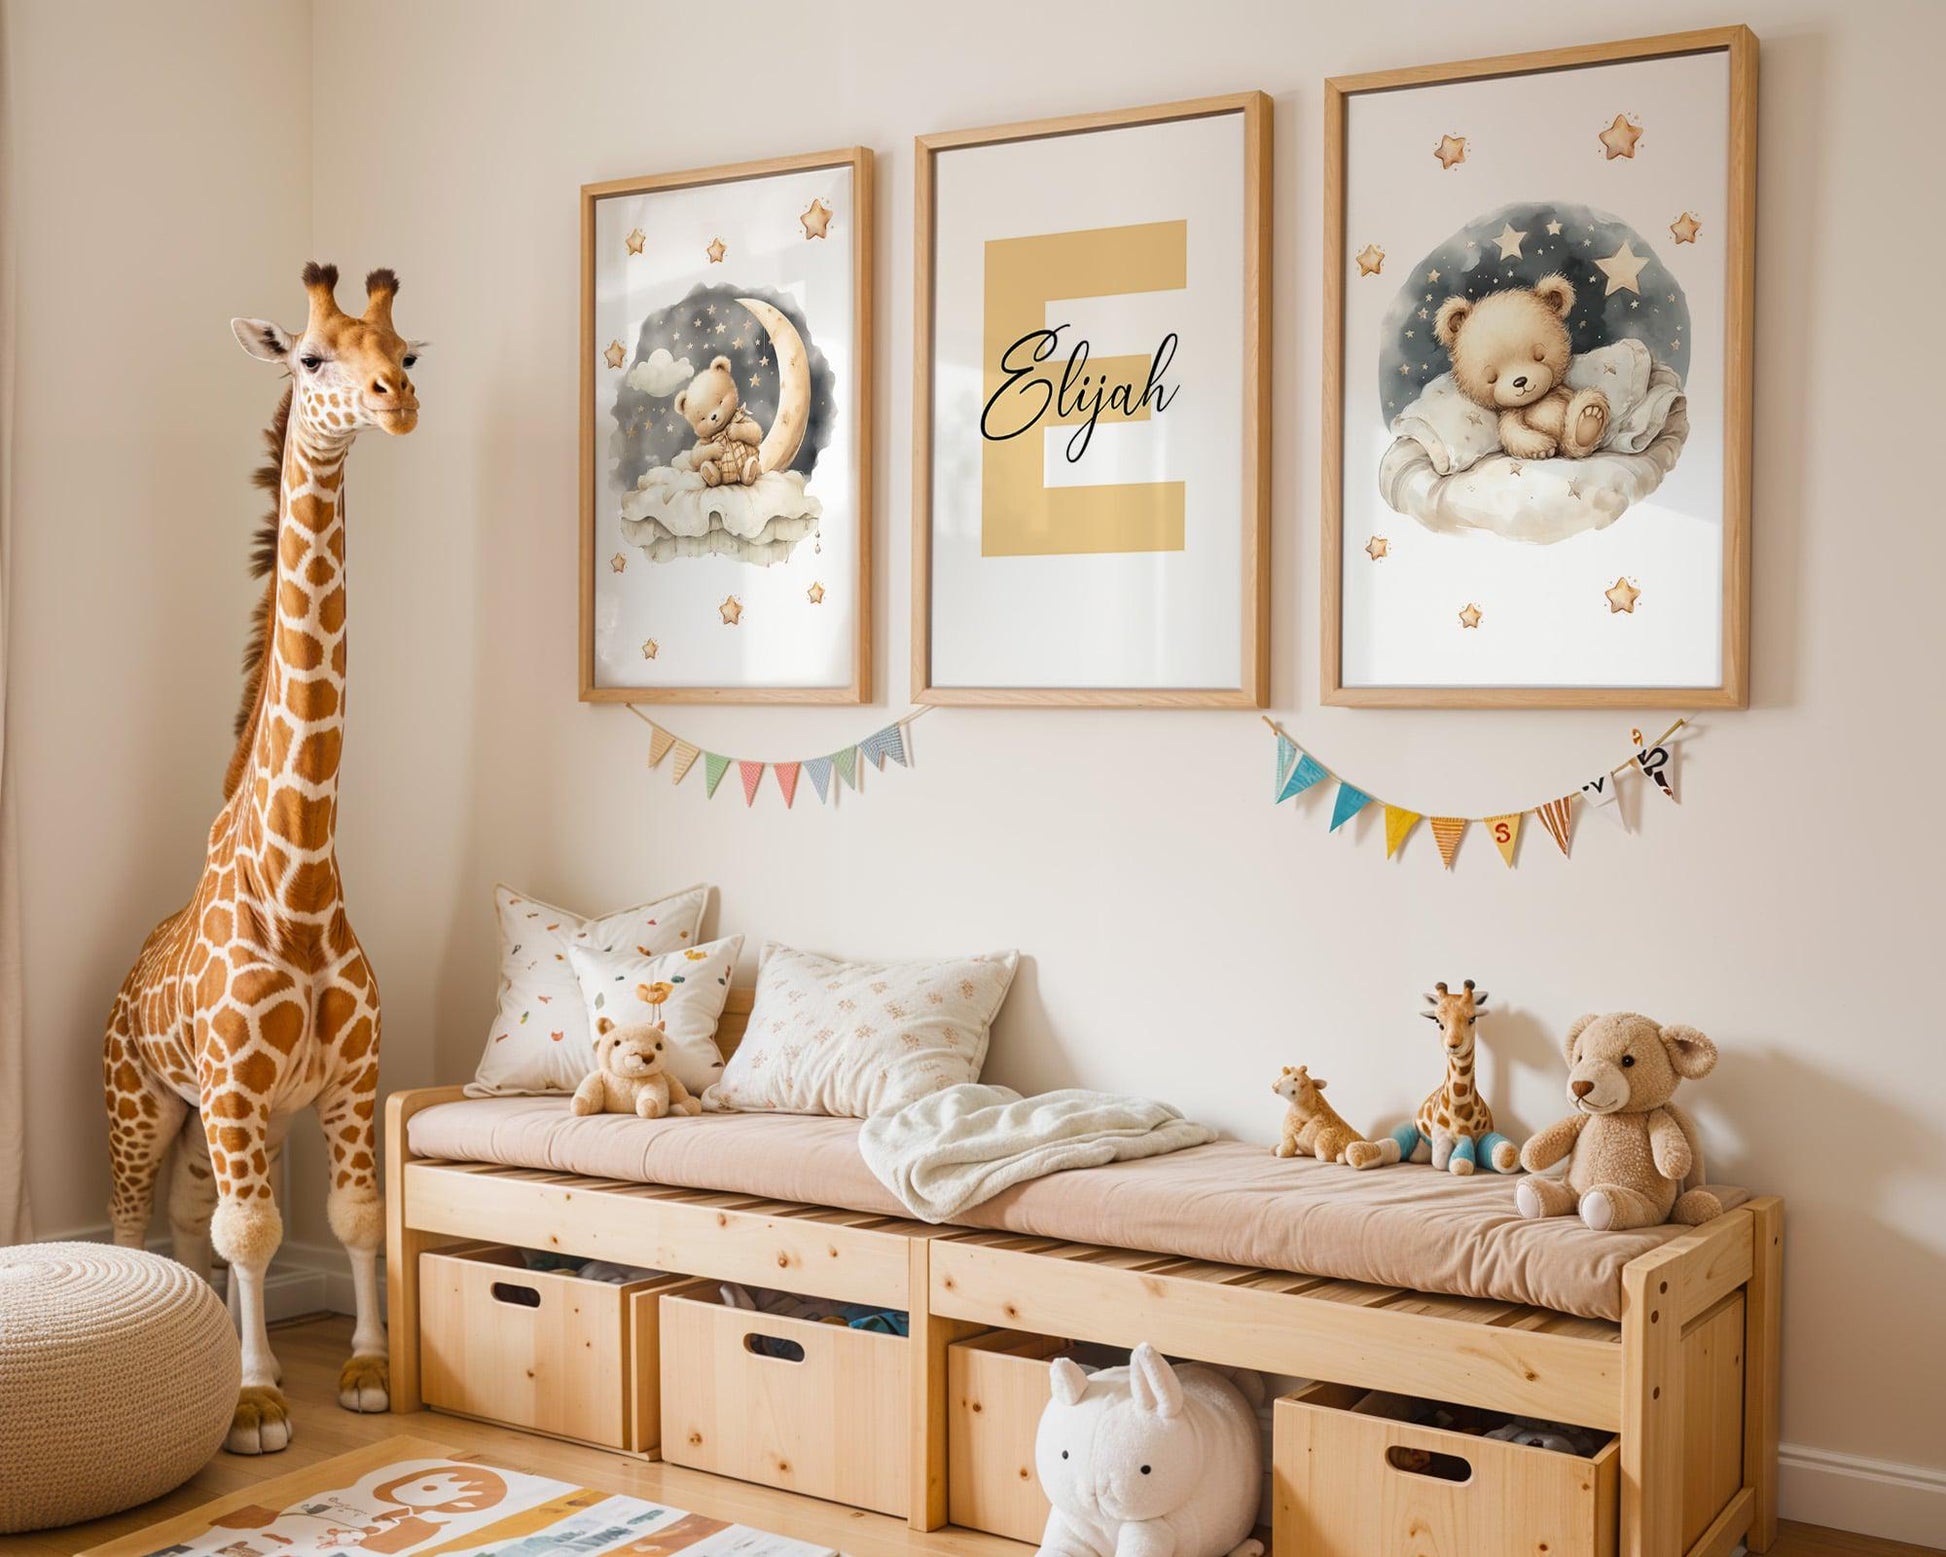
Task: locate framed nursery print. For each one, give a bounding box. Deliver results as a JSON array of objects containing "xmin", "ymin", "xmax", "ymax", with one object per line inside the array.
[
  {"xmin": 912, "ymin": 94, "xmax": 1272, "ymax": 707},
  {"xmin": 580, "ymin": 147, "xmax": 873, "ymax": 702},
  {"xmin": 1322, "ymin": 28, "xmax": 1756, "ymax": 708}
]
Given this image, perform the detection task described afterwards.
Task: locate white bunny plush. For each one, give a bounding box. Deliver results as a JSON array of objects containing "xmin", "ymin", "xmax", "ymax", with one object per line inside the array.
[{"xmin": 1034, "ymin": 1343, "xmax": 1264, "ymax": 1557}]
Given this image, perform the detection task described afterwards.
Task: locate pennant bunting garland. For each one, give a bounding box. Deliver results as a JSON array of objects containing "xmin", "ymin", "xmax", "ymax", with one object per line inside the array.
[
  {"xmin": 628, "ymin": 707, "xmax": 926, "ymax": 810},
  {"xmin": 738, "ymin": 760, "xmax": 765, "ymax": 806},
  {"xmin": 669, "ymin": 741, "xmax": 700, "ymax": 785},
  {"xmin": 647, "ymin": 725, "xmax": 676, "ymax": 768},
  {"xmin": 804, "ymin": 755, "xmax": 833, "ymax": 804},
  {"xmin": 704, "ymin": 752, "xmax": 732, "ymax": 798},
  {"xmin": 773, "ymin": 762, "xmax": 800, "ymax": 809},
  {"xmin": 1260, "ymin": 717, "xmax": 1691, "ymax": 871}
]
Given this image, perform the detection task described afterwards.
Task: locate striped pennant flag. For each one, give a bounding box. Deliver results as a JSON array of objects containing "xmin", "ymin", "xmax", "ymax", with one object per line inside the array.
[
  {"xmin": 669, "ymin": 741, "xmax": 701, "ymax": 785},
  {"xmin": 647, "ymin": 724, "xmax": 676, "ymax": 768},
  {"xmin": 1330, "ymin": 782, "xmax": 1372, "ymax": 832},
  {"xmin": 1430, "ymin": 817, "xmax": 1467, "ymax": 870},
  {"xmin": 703, "ymin": 752, "xmax": 732, "ymax": 798},
  {"xmin": 773, "ymin": 761, "xmax": 800, "ymax": 809},
  {"xmin": 833, "ymin": 746, "xmax": 860, "ymax": 792},
  {"xmin": 738, "ymin": 761, "xmax": 765, "ymax": 806},
  {"xmin": 1275, "ymin": 734, "xmax": 1298, "ymax": 795},
  {"xmin": 859, "ymin": 723, "xmax": 908, "ymax": 770},
  {"xmin": 1383, "ymin": 806, "xmax": 1421, "ymax": 859},
  {"xmin": 804, "ymin": 754, "xmax": 833, "ymax": 803},
  {"xmin": 1484, "ymin": 813, "xmax": 1522, "ymax": 867},
  {"xmin": 1276, "ymin": 752, "xmax": 1329, "ymax": 804},
  {"xmin": 1536, "ymin": 795, "xmax": 1576, "ymax": 856},
  {"xmin": 1579, "ymin": 770, "xmax": 1628, "ymax": 830}
]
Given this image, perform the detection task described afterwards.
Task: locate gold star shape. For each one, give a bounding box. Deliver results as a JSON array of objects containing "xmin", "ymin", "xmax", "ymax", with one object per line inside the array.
[
  {"xmin": 602, "ymin": 340, "xmax": 626, "ymax": 370},
  {"xmin": 1595, "ymin": 240, "xmax": 1650, "ymax": 296},
  {"xmin": 705, "ymin": 236, "xmax": 727, "ymax": 263},
  {"xmin": 1458, "ymin": 603, "xmax": 1484, "ymax": 630},
  {"xmin": 719, "ymin": 595, "xmax": 743, "ymax": 625},
  {"xmin": 1605, "ymin": 577, "xmax": 1641, "ymax": 614},
  {"xmin": 1599, "ymin": 113, "xmax": 1644, "ymax": 160},
  {"xmin": 1355, "ymin": 243, "xmax": 1385, "ymax": 276},
  {"xmin": 1546, "ymin": 218, "xmax": 1564, "ymax": 236},
  {"xmin": 1365, "ymin": 536, "xmax": 1389, "ymax": 561},
  {"xmin": 609, "ymin": 552, "xmax": 627, "ymax": 573},
  {"xmin": 1426, "ymin": 268, "xmax": 1441, "ymax": 283},
  {"xmin": 1493, "ymin": 222, "xmax": 1527, "ymax": 260},
  {"xmin": 806, "ymin": 581, "xmax": 826, "ymax": 604},
  {"xmin": 641, "ymin": 639, "xmax": 659, "ymax": 660},
  {"xmin": 1670, "ymin": 211, "xmax": 1702, "ymax": 244},
  {"xmin": 800, "ymin": 198, "xmax": 834, "ymax": 239},
  {"xmin": 625, "ymin": 228, "xmax": 646, "ymax": 255},
  {"xmin": 1433, "ymin": 134, "xmax": 1467, "ymax": 170}
]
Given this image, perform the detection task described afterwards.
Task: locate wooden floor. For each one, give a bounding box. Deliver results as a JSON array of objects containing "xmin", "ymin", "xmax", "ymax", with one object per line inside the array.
[{"xmin": 0, "ymin": 1316, "xmax": 1934, "ymax": 1557}]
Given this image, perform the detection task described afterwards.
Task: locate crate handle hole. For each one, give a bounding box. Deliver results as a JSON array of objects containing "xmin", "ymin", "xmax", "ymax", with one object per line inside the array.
[
  {"xmin": 1384, "ymin": 1446, "xmax": 1473, "ymax": 1484},
  {"xmin": 743, "ymin": 1333, "xmax": 806, "ymax": 1362},
  {"xmin": 489, "ymin": 1281, "xmax": 542, "ymax": 1308}
]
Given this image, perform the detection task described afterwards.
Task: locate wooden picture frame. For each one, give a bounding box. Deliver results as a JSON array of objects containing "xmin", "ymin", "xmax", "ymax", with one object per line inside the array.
[
  {"xmin": 911, "ymin": 94, "xmax": 1272, "ymax": 708},
  {"xmin": 1322, "ymin": 28, "xmax": 1756, "ymax": 708},
  {"xmin": 579, "ymin": 147, "xmax": 873, "ymax": 703}
]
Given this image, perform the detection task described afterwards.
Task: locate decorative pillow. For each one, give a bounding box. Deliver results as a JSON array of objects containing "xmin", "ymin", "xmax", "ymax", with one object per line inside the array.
[
  {"xmin": 567, "ymin": 936, "xmax": 742, "ymax": 1096},
  {"xmin": 704, "ymin": 943, "xmax": 1020, "ymax": 1118},
  {"xmin": 467, "ymin": 882, "xmax": 710, "ymax": 1096}
]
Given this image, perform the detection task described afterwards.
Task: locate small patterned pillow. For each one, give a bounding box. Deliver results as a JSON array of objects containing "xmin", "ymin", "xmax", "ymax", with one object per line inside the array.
[
  {"xmin": 567, "ymin": 936, "xmax": 742, "ymax": 1096},
  {"xmin": 704, "ymin": 943, "xmax": 1020, "ymax": 1118}
]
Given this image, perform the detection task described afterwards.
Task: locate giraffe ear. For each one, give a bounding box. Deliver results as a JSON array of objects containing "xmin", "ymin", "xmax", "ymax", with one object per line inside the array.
[{"xmin": 232, "ymin": 318, "xmax": 292, "ymax": 363}]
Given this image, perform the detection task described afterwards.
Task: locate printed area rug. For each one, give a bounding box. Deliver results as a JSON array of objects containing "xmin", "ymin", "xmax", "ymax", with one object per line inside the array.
[{"xmin": 78, "ymin": 1437, "xmax": 837, "ymax": 1557}]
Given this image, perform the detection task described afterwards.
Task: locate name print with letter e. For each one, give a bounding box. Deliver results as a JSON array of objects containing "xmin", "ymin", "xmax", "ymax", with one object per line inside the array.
[{"xmin": 982, "ymin": 326, "xmax": 1179, "ymax": 463}]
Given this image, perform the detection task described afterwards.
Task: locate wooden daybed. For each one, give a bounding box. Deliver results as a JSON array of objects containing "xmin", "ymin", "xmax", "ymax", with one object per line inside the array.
[{"xmin": 385, "ymin": 991, "xmax": 1782, "ymax": 1557}]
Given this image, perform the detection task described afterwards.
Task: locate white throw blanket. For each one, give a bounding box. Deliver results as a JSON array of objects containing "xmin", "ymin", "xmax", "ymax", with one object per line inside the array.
[{"xmin": 859, "ymin": 1083, "xmax": 1216, "ymax": 1223}]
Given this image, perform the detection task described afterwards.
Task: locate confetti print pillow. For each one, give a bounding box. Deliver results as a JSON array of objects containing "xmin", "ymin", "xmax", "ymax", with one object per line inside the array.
[
  {"xmin": 467, "ymin": 882, "xmax": 711, "ymax": 1096},
  {"xmin": 567, "ymin": 936, "xmax": 742, "ymax": 1096},
  {"xmin": 704, "ymin": 943, "xmax": 1020, "ymax": 1118}
]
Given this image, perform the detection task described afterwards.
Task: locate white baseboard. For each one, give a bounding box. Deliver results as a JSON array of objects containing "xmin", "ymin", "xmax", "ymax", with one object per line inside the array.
[
  {"xmin": 1779, "ymin": 1441, "xmax": 1946, "ymax": 1547},
  {"xmin": 44, "ymin": 1223, "xmax": 351, "ymax": 1326}
]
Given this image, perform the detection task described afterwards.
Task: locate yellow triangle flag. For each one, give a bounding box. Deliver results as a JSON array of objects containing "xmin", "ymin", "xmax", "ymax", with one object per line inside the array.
[
  {"xmin": 1484, "ymin": 813, "xmax": 1522, "ymax": 867},
  {"xmin": 669, "ymin": 741, "xmax": 701, "ymax": 785},
  {"xmin": 647, "ymin": 724, "xmax": 676, "ymax": 768},
  {"xmin": 1383, "ymin": 805, "xmax": 1421, "ymax": 859},
  {"xmin": 1430, "ymin": 817, "xmax": 1467, "ymax": 870}
]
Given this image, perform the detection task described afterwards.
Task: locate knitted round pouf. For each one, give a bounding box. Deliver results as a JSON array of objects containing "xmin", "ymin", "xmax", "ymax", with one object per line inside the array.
[{"xmin": 0, "ymin": 1242, "xmax": 240, "ymax": 1533}]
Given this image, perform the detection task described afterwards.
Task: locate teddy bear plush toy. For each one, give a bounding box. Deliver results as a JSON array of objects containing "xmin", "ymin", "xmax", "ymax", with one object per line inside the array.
[
  {"xmin": 1271, "ymin": 1065, "xmax": 1387, "ymax": 1169},
  {"xmin": 1517, "ymin": 1012, "xmax": 1729, "ymax": 1231},
  {"xmin": 571, "ymin": 1017, "xmax": 703, "ymax": 1120},
  {"xmin": 1434, "ymin": 277, "xmax": 1611, "ymax": 462},
  {"xmin": 673, "ymin": 354, "xmax": 764, "ymax": 488}
]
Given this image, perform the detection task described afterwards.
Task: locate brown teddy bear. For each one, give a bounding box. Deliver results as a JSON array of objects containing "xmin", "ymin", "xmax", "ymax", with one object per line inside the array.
[
  {"xmin": 1271, "ymin": 1064, "xmax": 1387, "ymax": 1169},
  {"xmin": 673, "ymin": 355, "xmax": 763, "ymax": 488},
  {"xmin": 1434, "ymin": 277, "xmax": 1610, "ymax": 462},
  {"xmin": 1516, "ymin": 1012, "xmax": 1728, "ymax": 1230},
  {"xmin": 571, "ymin": 1017, "xmax": 702, "ymax": 1120}
]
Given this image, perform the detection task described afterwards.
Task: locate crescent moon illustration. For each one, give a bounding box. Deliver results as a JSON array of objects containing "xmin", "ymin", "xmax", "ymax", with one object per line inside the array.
[{"xmin": 737, "ymin": 296, "xmax": 811, "ymax": 474}]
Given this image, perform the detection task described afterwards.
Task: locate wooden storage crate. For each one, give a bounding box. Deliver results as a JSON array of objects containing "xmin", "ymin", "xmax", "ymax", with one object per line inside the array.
[
  {"xmin": 419, "ymin": 1244, "xmax": 687, "ymax": 1452},
  {"xmin": 1273, "ymin": 1382, "xmax": 1620, "ymax": 1557},
  {"xmin": 947, "ymin": 1330, "xmax": 1068, "ymax": 1542},
  {"xmin": 659, "ymin": 1285, "xmax": 910, "ymax": 1517}
]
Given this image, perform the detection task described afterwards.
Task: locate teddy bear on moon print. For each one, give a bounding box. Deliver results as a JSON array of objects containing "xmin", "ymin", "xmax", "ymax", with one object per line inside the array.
[{"xmin": 582, "ymin": 151, "xmax": 870, "ymax": 702}]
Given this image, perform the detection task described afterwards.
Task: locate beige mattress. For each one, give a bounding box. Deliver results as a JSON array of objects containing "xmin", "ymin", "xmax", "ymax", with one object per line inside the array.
[{"xmin": 407, "ymin": 1099, "xmax": 1686, "ymax": 1321}]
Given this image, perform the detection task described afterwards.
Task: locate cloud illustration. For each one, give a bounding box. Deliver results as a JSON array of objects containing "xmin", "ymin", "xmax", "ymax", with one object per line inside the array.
[{"xmin": 627, "ymin": 347, "xmax": 694, "ymax": 398}]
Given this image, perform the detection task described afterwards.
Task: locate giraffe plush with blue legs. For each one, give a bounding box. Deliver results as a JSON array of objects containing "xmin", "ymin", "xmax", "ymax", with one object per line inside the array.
[{"xmin": 1367, "ymin": 980, "xmax": 1520, "ymax": 1175}]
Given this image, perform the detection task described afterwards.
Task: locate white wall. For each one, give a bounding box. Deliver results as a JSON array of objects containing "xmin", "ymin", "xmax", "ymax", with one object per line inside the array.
[{"xmin": 8, "ymin": 0, "xmax": 1944, "ymax": 1542}]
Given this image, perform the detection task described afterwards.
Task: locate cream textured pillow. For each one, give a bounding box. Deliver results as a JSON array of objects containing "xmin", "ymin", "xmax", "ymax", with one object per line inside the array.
[
  {"xmin": 704, "ymin": 943, "xmax": 1019, "ymax": 1118},
  {"xmin": 568, "ymin": 936, "xmax": 742, "ymax": 1096},
  {"xmin": 467, "ymin": 882, "xmax": 710, "ymax": 1096}
]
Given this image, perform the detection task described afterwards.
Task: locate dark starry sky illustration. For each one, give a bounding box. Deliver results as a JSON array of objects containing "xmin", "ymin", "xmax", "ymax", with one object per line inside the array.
[
  {"xmin": 609, "ymin": 282, "xmax": 836, "ymax": 492},
  {"xmin": 1377, "ymin": 201, "xmax": 1691, "ymax": 421}
]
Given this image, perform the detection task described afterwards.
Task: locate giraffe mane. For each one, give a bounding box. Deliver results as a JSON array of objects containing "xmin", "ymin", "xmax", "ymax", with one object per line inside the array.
[{"xmin": 223, "ymin": 386, "xmax": 292, "ymax": 801}]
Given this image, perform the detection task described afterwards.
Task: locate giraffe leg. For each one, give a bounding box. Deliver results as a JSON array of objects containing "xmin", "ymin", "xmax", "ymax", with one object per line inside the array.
[
  {"xmin": 166, "ymin": 1117, "xmax": 218, "ymax": 1285},
  {"xmin": 205, "ymin": 1109, "xmax": 290, "ymax": 1454},
  {"xmin": 103, "ymin": 1020, "xmax": 188, "ymax": 1249},
  {"xmin": 320, "ymin": 1069, "xmax": 388, "ymax": 1413}
]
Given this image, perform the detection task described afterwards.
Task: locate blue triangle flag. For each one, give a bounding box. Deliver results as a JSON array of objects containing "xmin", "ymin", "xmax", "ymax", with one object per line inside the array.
[
  {"xmin": 859, "ymin": 723, "xmax": 908, "ymax": 771},
  {"xmin": 804, "ymin": 755, "xmax": 833, "ymax": 803},
  {"xmin": 1276, "ymin": 752, "xmax": 1329, "ymax": 804},
  {"xmin": 1275, "ymin": 734, "xmax": 1297, "ymax": 795},
  {"xmin": 1330, "ymin": 782, "xmax": 1373, "ymax": 831}
]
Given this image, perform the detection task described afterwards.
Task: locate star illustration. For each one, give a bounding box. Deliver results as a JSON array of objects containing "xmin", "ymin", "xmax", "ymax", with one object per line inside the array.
[
  {"xmin": 1355, "ymin": 243, "xmax": 1385, "ymax": 276},
  {"xmin": 800, "ymin": 198, "xmax": 834, "ymax": 239},
  {"xmin": 1493, "ymin": 222, "xmax": 1527, "ymax": 260},
  {"xmin": 719, "ymin": 595, "xmax": 743, "ymax": 625},
  {"xmin": 641, "ymin": 639, "xmax": 659, "ymax": 659},
  {"xmin": 609, "ymin": 552, "xmax": 627, "ymax": 573},
  {"xmin": 624, "ymin": 228, "xmax": 646, "ymax": 255},
  {"xmin": 1365, "ymin": 536, "xmax": 1389, "ymax": 561},
  {"xmin": 1605, "ymin": 577, "xmax": 1642, "ymax": 614},
  {"xmin": 1458, "ymin": 603, "xmax": 1484, "ymax": 630},
  {"xmin": 1426, "ymin": 268, "xmax": 1441, "ymax": 283},
  {"xmin": 1546, "ymin": 218, "xmax": 1564, "ymax": 236},
  {"xmin": 1599, "ymin": 113, "xmax": 1644, "ymax": 160},
  {"xmin": 705, "ymin": 236, "xmax": 727, "ymax": 263},
  {"xmin": 806, "ymin": 581, "xmax": 826, "ymax": 605},
  {"xmin": 1595, "ymin": 240, "xmax": 1650, "ymax": 296},
  {"xmin": 602, "ymin": 340, "xmax": 626, "ymax": 370},
  {"xmin": 1670, "ymin": 211, "xmax": 1703, "ymax": 244},
  {"xmin": 1433, "ymin": 134, "xmax": 1468, "ymax": 170}
]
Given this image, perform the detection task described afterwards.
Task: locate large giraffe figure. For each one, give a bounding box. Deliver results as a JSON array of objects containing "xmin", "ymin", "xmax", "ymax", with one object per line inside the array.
[
  {"xmin": 1373, "ymin": 980, "xmax": 1521, "ymax": 1176},
  {"xmin": 101, "ymin": 262, "xmax": 421, "ymax": 1455}
]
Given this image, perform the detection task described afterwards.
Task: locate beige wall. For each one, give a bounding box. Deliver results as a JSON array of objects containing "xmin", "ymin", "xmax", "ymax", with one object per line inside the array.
[{"xmin": 9, "ymin": 0, "xmax": 1945, "ymax": 1539}]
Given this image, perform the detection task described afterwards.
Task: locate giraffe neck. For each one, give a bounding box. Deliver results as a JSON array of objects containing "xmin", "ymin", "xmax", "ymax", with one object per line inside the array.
[{"xmin": 1443, "ymin": 1041, "xmax": 1475, "ymax": 1101}]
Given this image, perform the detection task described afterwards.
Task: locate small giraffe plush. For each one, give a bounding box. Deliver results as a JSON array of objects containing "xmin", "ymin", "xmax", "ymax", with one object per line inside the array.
[
  {"xmin": 572, "ymin": 1019, "xmax": 702, "ymax": 1120},
  {"xmin": 1368, "ymin": 980, "xmax": 1520, "ymax": 1175},
  {"xmin": 1271, "ymin": 1065, "xmax": 1388, "ymax": 1169}
]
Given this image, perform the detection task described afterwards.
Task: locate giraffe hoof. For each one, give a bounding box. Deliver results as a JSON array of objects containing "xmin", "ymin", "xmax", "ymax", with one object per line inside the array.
[
  {"xmin": 1449, "ymin": 1155, "xmax": 1475, "ymax": 1176},
  {"xmin": 226, "ymin": 1384, "xmax": 292, "ymax": 1454},
  {"xmin": 338, "ymin": 1352, "xmax": 390, "ymax": 1413}
]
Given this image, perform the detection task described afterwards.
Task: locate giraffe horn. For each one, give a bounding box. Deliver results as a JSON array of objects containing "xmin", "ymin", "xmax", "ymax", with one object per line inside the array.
[
  {"xmin": 300, "ymin": 260, "xmax": 343, "ymax": 331},
  {"xmin": 363, "ymin": 267, "xmax": 400, "ymax": 329}
]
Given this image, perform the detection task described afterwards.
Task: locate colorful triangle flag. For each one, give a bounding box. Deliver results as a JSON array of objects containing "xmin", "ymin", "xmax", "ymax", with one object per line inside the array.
[
  {"xmin": 703, "ymin": 752, "xmax": 731, "ymax": 798},
  {"xmin": 1484, "ymin": 813, "xmax": 1522, "ymax": 867},
  {"xmin": 1383, "ymin": 806, "xmax": 1421, "ymax": 859},
  {"xmin": 647, "ymin": 724, "xmax": 676, "ymax": 768},
  {"xmin": 804, "ymin": 754, "xmax": 833, "ymax": 803},
  {"xmin": 1536, "ymin": 795, "xmax": 1576, "ymax": 856},
  {"xmin": 860, "ymin": 723, "xmax": 908, "ymax": 770},
  {"xmin": 738, "ymin": 760, "xmax": 765, "ymax": 806},
  {"xmin": 1579, "ymin": 770, "xmax": 1629, "ymax": 830},
  {"xmin": 1277, "ymin": 752, "xmax": 1329, "ymax": 804},
  {"xmin": 1430, "ymin": 817, "xmax": 1467, "ymax": 869},
  {"xmin": 773, "ymin": 761, "xmax": 800, "ymax": 808},
  {"xmin": 1275, "ymin": 734, "xmax": 1297, "ymax": 795},
  {"xmin": 1330, "ymin": 782, "xmax": 1372, "ymax": 832},
  {"xmin": 833, "ymin": 745, "xmax": 860, "ymax": 791},
  {"xmin": 669, "ymin": 741, "xmax": 700, "ymax": 785}
]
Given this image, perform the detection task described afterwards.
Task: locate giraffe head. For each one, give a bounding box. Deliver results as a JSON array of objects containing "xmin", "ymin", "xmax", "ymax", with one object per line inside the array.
[
  {"xmin": 1272, "ymin": 1063, "xmax": 1328, "ymax": 1116},
  {"xmin": 1422, "ymin": 979, "xmax": 1489, "ymax": 1059},
  {"xmin": 231, "ymin": 261, "xmax": 422, "ymax": 437}
]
